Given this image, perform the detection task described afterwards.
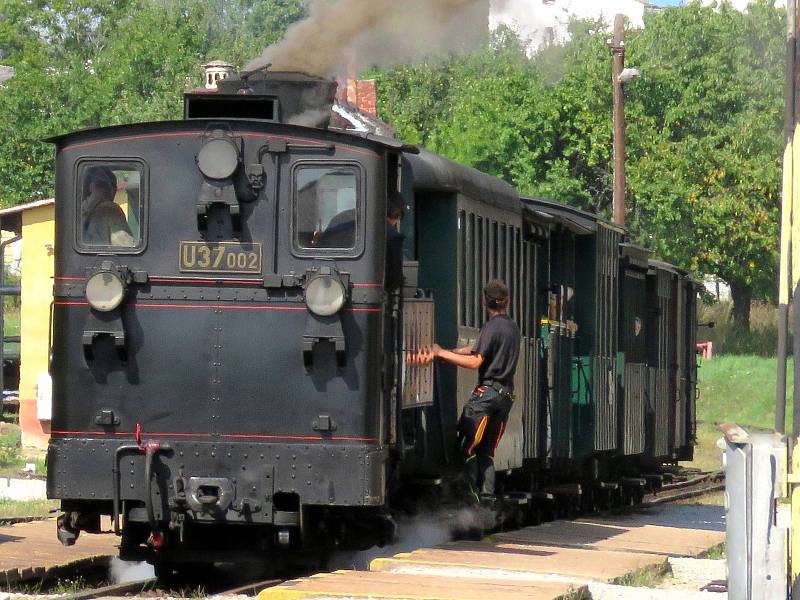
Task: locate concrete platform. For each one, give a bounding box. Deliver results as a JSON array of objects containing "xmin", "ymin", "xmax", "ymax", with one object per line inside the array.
[
  {"xmin": 370, "ymin": 542, "xmax": 667, "ymax": 584},
  {"xmin": 0, "ymin": 518, "xmax": 118, "ymax": 583},
  {"xmin": 490, "ymin": 516, "xmax": 725, "ymax": 558},
  {"xmin": 259, "ymin": 506, "xmax": 725, "ymax": 600},
  {"xmin": 259, "ymin": 570, "xmax": 587, "ymax": 599}
]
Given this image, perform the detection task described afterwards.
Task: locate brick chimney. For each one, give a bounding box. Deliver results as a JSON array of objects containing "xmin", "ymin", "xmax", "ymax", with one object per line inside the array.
[
  {"xmin": 336, "ymin": 78, "xmax": 378, "ymax": 118},
  {"xmin": 354, "ymin": 80, "xmax": 377, "ymax": 117}
]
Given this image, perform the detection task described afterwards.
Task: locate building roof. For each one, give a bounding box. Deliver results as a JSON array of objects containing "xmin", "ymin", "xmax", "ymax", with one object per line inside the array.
[
  {"xmin": 331, "ymin": 101, "xmax": 395, "ymax": 138},
  {"xmin": 0, "ymin": 198, "xmax": 55, "ymax": 233}
]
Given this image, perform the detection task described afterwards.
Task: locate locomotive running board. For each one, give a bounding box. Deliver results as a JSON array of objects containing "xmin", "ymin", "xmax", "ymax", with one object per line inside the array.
[{"xmin": 543, "ymin": 483, "xmax": 582, "ymax": 498}]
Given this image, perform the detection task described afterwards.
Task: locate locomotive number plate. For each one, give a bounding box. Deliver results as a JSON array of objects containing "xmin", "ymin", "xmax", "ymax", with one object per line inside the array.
[{"xmin": 179, "ymin": 241, "xmax": 262, "ymax": 274}]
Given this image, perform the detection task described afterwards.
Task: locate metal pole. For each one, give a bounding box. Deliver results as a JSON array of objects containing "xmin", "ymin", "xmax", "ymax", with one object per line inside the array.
[
  {"xmin": 611, "ymin": 14, "xmax": 626, "ymax": 227},
  {"xmin": 778, "ymin": 0, "xmax": 797, "ymax": 435}
]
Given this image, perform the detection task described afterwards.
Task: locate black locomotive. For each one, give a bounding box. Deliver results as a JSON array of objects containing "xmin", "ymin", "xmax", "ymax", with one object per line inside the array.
[{"xmin": 46, "ymin": 70, "xmax": 697, "ymax": 572}]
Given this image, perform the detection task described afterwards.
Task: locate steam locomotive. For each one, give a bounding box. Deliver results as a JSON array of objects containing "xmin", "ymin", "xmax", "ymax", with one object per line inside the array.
[{"xmin": 46, "ymin": 69, "xmax": 697, "ymax": 573}]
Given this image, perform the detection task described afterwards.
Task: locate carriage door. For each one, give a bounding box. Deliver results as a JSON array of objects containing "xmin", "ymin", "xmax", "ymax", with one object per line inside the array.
[
  {"xmin": 619, "ymin": 253, "xmax": 648, "ymax": 456},
  {"xmin": 546, "ymin": 230, "xmax": 578, "ymax": 460},
  {"xmin": 521, "ymin": 234, "xmax": 543, "ymax": 461}
]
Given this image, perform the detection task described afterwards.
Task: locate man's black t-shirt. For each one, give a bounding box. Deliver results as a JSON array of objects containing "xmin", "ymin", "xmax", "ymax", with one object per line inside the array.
[{"xmin": 473, "ymin": 314, "xmax": 521, "ymax": 391}]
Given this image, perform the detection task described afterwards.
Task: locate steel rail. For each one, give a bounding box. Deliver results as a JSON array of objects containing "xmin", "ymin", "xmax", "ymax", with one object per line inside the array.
[
  {"xmin": 57, "ymin": 577, "xmax": 158, "ymax": 600},
  {"xmin": 0, "ymin": 515, "xmax": 50, "ymax": 526},
  {"xmin": 212, "ymin": 577, "xmax": 285, "ymax": 597},
  {"xmin": 641, "ymin": 470, "xmax": 725, "ymax": 506}
]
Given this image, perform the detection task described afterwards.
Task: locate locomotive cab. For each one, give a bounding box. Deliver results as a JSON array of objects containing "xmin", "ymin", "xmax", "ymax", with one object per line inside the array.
[{"xmin": 46, "ymin": 71, "xmax": 418, "ymax": 566}]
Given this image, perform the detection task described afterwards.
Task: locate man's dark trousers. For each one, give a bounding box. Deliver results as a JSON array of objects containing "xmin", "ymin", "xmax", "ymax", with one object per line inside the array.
[{"xmin": 458, "ymin": 385, "xmax": 513, "ymax": 498}]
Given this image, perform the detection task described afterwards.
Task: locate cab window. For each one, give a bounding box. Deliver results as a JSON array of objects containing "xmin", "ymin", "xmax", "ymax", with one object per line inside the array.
[
  {"xmin": 77, "ymin": 162, "xmax": 144, "ymax": 250},
  {"xmin": 293, "ymin": 165, "xmax": 360, "ymax": 254}
]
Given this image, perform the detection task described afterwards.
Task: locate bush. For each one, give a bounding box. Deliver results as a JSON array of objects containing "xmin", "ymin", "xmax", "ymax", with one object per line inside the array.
[{"xmin": 0, "ymin": 444, "xmax": 19, "ymax": 468}]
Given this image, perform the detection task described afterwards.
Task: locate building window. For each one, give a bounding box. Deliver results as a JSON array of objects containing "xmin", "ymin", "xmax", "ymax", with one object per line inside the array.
[
  {"xmin": 293, "ymin": 164, "xmax": 361, "ymax": 254},
  {"xmin": 77, "ymin": 162, "xmax": 144, "ymax": 250}
]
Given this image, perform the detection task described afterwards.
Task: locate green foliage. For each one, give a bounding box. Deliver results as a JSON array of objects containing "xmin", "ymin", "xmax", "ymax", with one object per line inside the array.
[
  {"xmin": 705, "ymin": 543, "xmax": 727, "ymax": 560},
  {"xmin": 377, "ymin": 2, "xmax": 784, "ymax": 317},
  {"xmin": 0, "ymin": 426, "xmax": 20, "ymax": 468},
  {"xmin": 615, "ymin": 563, "xmax": 670, "ymax": 587},
  {"xmin": 0, "ymin": 0, "xmax": 785, "ymax": 322},
  {"xmin": 51, "ymin": 576, "xmax": 88, "ymax": 595},
  {"xmin": 626, "ymin": 1, "xmax": 784, "ymax": 306},
  {"xmin": 0, "ymin": 0, "xmax": 307, "ymax": 206}
]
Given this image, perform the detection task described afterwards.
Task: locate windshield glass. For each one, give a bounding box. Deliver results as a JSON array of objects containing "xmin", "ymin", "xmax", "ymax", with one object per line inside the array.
[
  {"xmin": 78, "ymin": 162, "xmax": 143, "ymax": 249},
  {"xmin": 294, "ymin": 165, "xmax": 359, "ymax": 252}
]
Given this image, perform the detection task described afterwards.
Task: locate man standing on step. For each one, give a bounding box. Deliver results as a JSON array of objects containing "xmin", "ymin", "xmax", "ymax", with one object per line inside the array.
[{"xmin": 428, "ymin": 279, "xmax": 520, "ymax": 502}]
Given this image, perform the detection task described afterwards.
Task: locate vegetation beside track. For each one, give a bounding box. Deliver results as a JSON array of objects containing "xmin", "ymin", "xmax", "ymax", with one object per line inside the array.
[
  {"xmin": 0, "ymin": 424, "xmax": 47, "ymax": 478},
  {"xmin": 615, "ymin": 562, "xmax": 671, "ymax": 588},
  {"xmin": 697, "ymin": 354, "xmax": 791, "ymax": 431},
  {"xmin": 681, "ymin": 352, "xmax": 789, "ymax": 508},
  {"xmin": 0, "ymin": 498, "xmax": 56, "ymax": 519}
]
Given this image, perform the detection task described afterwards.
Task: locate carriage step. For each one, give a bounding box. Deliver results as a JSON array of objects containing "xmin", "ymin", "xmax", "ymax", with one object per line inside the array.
[
  {"xmin": 530, "ymin": 491, "xmax": 555, "ymax": 502},
  {"xmin": 502, "ymin": 492, "xmax": 530, "ymax": 506},
  {"xmin": 620, "ymin": 477, "xmax": 647, "ymax": 488},
  {"xmin": 643, "ymin": 473, "xmax": 664, "ymax": 487},
  {"xmin": 543, "ymin": 484, "xmax": 582, "ymax": 497},
  {"xmin": 595, "ymin": 481, "xmax": 619, "ymax": 491}
]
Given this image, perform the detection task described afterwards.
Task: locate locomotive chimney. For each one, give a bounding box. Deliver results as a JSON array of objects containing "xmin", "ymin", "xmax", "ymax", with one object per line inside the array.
[
  {"xmin": 203, "ymin": 60, "xmax": 236, "ymax": 90},
  {"xmin": 185, "ymin": 66, "xmax": 338, "ymax": 128}
]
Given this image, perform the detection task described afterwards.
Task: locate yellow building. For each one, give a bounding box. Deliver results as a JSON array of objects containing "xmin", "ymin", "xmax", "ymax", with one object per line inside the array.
[{"xmin": 0, "ymin": 199, "xmax": 55, "ymax": 449}]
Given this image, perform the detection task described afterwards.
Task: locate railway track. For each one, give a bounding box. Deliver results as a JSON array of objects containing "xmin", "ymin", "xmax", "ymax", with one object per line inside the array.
[
  {"xmin": 641, "ymin": 470, "xmax": 725, "ymax": 506},
  {"xmin": 58, "ymin": 577, "xmax": 158, "ymax": 600},
  {"xmin": 0, "ymin": 515, "xmax": 49, "ymax": 526},
  {"xmin": 2, "ymin": 469, "xmax": 723, "ymax": 597}
]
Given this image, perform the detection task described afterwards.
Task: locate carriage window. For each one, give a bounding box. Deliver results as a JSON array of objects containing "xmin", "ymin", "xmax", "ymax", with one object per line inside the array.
[
  {"xmin": 78, "ymin": 163, "xmax": 143, "ymax": 249},
  {"xmin": 294, "ymin": 165, "xmax": 360, "ymax": 252}
]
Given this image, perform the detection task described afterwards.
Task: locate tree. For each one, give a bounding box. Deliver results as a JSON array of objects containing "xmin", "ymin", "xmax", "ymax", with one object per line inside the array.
[
  {"xmin": 625, "ymin": 0, "xmax": 784, "ymax": 328},
  {"xmin": 0, "ymin": 0, "xmax": 307, "ymax": 205},
  {"xmin": 376, "ymin": 2, "xmax": 785, "ymax": 329}
]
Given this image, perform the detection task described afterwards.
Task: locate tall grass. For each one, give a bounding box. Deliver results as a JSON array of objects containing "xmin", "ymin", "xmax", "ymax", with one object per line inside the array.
[
  {"xmin": 698, "ymin": 301, "xmax": 785, "ymax": 357},
  {"xmin": 697, "ymin": 355, "xmax": 791, "ymax": 430}
]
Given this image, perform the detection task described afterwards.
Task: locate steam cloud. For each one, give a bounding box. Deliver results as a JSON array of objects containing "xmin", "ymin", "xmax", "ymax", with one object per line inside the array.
[
  {"xmin": 329, "ymin": 507, "xmax": 495, "ymax": 571},
  {"xmin": 109, "ymin": 558, "xmax": 155, "ymax": 583},
  {"xmin": 244, "ymin": 0, "xmax": 490, "ymax": 77}
]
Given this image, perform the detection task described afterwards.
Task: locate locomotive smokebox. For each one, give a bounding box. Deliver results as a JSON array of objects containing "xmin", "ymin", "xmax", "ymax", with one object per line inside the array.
[{"xmin": 185, "ymin": 68, "xmax": 338, "ymax": 129}]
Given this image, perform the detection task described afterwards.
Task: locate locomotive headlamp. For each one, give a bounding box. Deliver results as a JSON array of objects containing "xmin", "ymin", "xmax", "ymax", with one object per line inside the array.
[
  {"xmin": 304, "ymin": 274, "xmax": 346, "ymax": 317},
  {"xmin": 197, "ymin": 137, "xmax": 239, "ymax": 180},
  {"xmin": 86, "ymin": 270, "xmax": 126, "ymax": 312}
]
